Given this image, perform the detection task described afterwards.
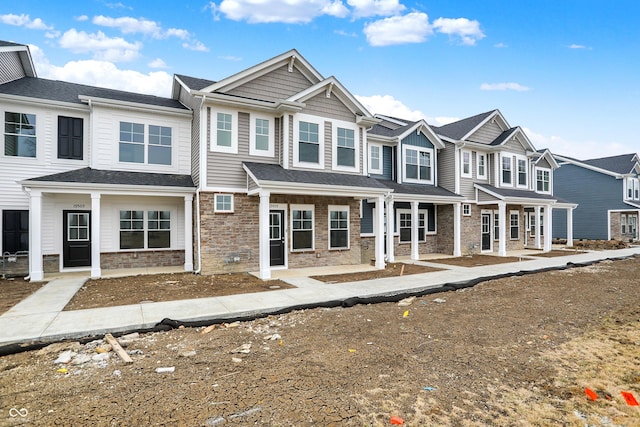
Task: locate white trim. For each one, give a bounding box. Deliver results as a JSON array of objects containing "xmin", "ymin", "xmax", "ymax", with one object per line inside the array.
[
  {"xmin": 402, "ymin": 145, "xmax": 434, "ymax": 184},
  {"xmin": 292, "ymin": 113, "xmax": 325, "ymax": 170},
  {"xmin": 476, "ymin": 152, "xmax": 487, "ymax": 180},
  {"xmin": 500, "ymin": 153, "xmax": 513, "ymax": 187},
  {"xmin": 368, "ymin": 142, "xmax": 383, "ymax": 175},
  {"xmin": 516, "ymin": 155, "xmax": 528, "ymax": 189},
  {"xmin": 462, "ymin": 203, "xmax": 471, "ymax": 216},
  {"xmin": 210, "ymin": 108, "xmax": 238, "ymax": 154},
  {"xmin": 509, "ymin": 209, "xmax": 520, "ymax": 240},
  {"xmin": 290, "ymin": 204, "xmax": 314, "ymax": 252},
  {"xmin": 480, "ymin": 209, "xmax": 493, "ymax": 253},
  {"xmin": 535, "ymin": 167, "xmax": 552, "ymax": 194},
  {"xmin": 396, "ymin": 208, "xmax": 430, "ymax": 243},
  {"xmin": 214, "ymin": 193, "xmax": 234, "ymax": 213},
  {"xmin": 327, "ymin": 205, "xmax": 350, "ymax": 250},
  {"xmin": 332, "ymin": 120, "xmax": 360, "ymax": 172},
  {"xmin": 249, "ymin": 113, "xmax": 275, "ymax": 158},
  {"xmin": 461, "ymin": 149, "xmax": 472, "ymax": 178}
]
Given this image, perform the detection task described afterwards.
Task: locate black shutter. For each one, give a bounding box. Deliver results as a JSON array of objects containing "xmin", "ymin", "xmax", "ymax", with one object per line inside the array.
[{"xmin": 58, "ymin": 116, "xmax": 83, "ymax": 160}]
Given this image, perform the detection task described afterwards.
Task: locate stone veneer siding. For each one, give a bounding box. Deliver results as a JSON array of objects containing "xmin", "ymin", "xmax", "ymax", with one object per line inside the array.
[
  {"xmin": 100, "ymin": 250, "xmax": 184, "ymax": 270},
  {"xmin": 198, "ymin": 193, "xmax": 362, "ymax": 275},
  {"xmin": 610, "ymin": 211, "xmax": 639, "ymax": 241}
]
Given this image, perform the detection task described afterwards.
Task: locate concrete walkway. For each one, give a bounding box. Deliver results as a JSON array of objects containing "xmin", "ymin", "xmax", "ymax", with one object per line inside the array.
[{"xmin": 1, "ymin": 248, "xmax": 639, "ymax": 347}]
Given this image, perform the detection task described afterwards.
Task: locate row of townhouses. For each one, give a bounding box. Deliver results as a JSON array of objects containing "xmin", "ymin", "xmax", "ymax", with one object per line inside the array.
[{"xmin": 1, "ymin": 40, "xmax": 638, "ymax": 281}]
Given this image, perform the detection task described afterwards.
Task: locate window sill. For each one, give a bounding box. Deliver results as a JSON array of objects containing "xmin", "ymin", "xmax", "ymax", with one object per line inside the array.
[{"xmin": 328, "ymin": 247, "xmax": 350, "ymax": 251}]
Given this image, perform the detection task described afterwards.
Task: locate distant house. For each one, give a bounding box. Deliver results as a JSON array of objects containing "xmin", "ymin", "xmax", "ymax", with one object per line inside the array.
[
  {"xmin": 552, "ymin": 153, "xmax": 640, "ymax": 241},
  {"xmin": 0, "ymin": 41, "xmax": 195, "ymax": 281}
]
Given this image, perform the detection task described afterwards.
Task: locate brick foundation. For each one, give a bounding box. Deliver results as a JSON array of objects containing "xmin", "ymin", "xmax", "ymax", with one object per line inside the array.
[
  {"xmin": 100, "ymin": 250, "xmax": 184, "ymax": 270},
  {"xmin": 610, "ymin": 211, "xmax": 639, "ymax": 241}
]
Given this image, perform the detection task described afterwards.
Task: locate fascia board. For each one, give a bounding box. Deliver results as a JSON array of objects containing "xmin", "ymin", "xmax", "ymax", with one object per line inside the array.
[
  {"xmin": 196, "ymin": 91, "xmax": 304, "ymax": 113},
  {"xmin": 0, "ymin": 93, "xmax": 88, "ymax": 111},
  {"xmin": 21, "ymin": 180, "xmax": 195, "ymax": 195},
  {"xmin": 78, "ymin": 95, "xmax": 192, "ymax": 117},
  {"xmin": 553, "ymin": 155, "xmax": 622, "ymax": 178},
  {"xmin": 249, "ymin": 180, "xmax": 390, "ymax": 197}
]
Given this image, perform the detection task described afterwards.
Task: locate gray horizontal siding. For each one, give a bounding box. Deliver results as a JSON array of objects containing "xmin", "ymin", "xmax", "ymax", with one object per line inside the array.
[
  {"xmin": 227, "ymin": 65, "xmax": 313, "ymax": 101},
  {"xmin": 437, "ymin": 142, "xmax": 456, "ymax": 193},
  {"xmin": 303, "ymin": 91, "xmax": 355, "ymax": 122},
  {"xmin": 503, "ymin": 137, "xmax": 526, "ymax": 154},
  {"xmin": 536, "ymin": 157, "xmax": 552, "ymax": 169},
  {"xmin": 469, "ymin": 120, "xmax": 502, "ymax": 143}
]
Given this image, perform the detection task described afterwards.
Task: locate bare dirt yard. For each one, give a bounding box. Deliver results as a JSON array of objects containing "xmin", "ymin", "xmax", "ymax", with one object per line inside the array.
[
  {"xmin": 0, "ymin": 279, "xmax": 45, "ymax": 316},
  {"xmin": 1, "ymin": 256, "xmax": 640, "ymax": 426}
]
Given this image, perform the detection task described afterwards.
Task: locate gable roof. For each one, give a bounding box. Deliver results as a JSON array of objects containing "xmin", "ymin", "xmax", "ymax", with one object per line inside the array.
[
  {"xmin": 369, "ymin": 115, "xmax": 444, "ymax": 148},
  {"xmin": 434, "ymin": 110, "xmax": 497, "ymax": 141},
  {"xmin": 174, "ymin": 74, "xmax": 216, "ymax": 91},
  {"xmin": 0, "ymin": 40, "xmax": 36, "ymax": 78},
  {"xmin": 554, "ymin": 152, "xmax": 640, "ymax": 177},
  {"xmin": 201, "ymin": 49, "xmax": 323, "ymax": 94},
  {"xmin": 0, "ymin": 77, "xmax": 187, "ymax": 110}
]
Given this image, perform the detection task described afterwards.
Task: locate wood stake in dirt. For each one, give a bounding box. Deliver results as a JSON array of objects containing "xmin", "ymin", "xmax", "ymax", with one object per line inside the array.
[
  {"xmin": 400, "ymin": 265, "xmax": 405, "ymax": 276},
  {"xmin": 105, "ymin": 333, "xmax": 133, "ymax": 364},
  {"xmin": 201, "ymin": 324, "xmax": 216, "ymax": 334}
]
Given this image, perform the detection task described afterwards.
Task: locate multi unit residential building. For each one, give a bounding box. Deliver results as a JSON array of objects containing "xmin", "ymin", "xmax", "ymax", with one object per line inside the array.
[
  {"xmin": 3, "ymin": 41, "xmax": 616, "ymax": 283},
  {"xmin": 552, "ymin": 153, "xmax": 640, "ymax": 241}
]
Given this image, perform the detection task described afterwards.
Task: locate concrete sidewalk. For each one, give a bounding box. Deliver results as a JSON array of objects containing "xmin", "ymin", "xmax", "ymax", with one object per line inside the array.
[{"xmin": 1, "ymin": 248, "xmax": 639, "ymax": 347}]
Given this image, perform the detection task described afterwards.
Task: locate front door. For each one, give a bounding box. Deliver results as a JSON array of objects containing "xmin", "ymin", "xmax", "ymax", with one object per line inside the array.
[
  {"xmin": 481, "ymin": 213, "xmax": 491, "ymax": 251},
  {"xmin": 269, "ymin": 210, "xmax": 285, "ymax": 266},
  {"xmin": 63, "ymin": 210, "xmax": 91, "ymax": 268}
]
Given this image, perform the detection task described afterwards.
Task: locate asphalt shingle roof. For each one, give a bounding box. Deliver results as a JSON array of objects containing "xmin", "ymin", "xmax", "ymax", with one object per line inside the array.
[
  {"xmin": 582, "ymin": 154, "xmax": 638, "ymax": 175},
  {"xmin": 0, "ymin": 77, "xmax": 187, "ymax": 109},
  {"xmin": 175, "ymin": 74, "xmax": 216, "ymax": 91},
  {"xmin": 24, "ymin": 168, "xmax": 195, "ymax": 188},
  {"xmin": 369, "ymin": 120, "xmax": 419, "ymax": 138},
  {"xmin": 433, "ymin": 110, "xmax": 496, "ymax": 140},
  {"xmin": 377, "ymin": 180, "xmax": 462, "ymax": 198},
  {"xmin": 0, "ymin": 40, "xmax": 25, "ymax": 48},
  {"xmin": 476, "ymin": 184, "xmax": 556, "ymax": 202},
  {"xmin": 244, "ymin": 162, "xmax": 388, "ymax": 189}
]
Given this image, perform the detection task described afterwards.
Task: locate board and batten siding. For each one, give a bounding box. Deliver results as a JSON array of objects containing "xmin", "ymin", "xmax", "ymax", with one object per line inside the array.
[
  {"xmin": 91, "ymin": 105, "xmax": 191, "ymax": 175},
  {"xmin": 437, "ymin": 141, "xmax": 456, "ymax": 193},
  {"xmin": 0, "ymin": 51, "xmax": 26, "ymax": 84},
  {"xmin": 0, "ymin": 101, "xmax": 90, "ymax": 211},
  {"xmin": 468, "ymin": 120, "xmax": 503, "ymax": 144},
  {"xmin": 178, "ymin": 88, "xmax": 201, "ymax": 186},
  {"xmin": 206, "ymin": 109, "xmax": 279, "ymax": 189},
  {"xmin": 226, "ymin": 65, "xmax": 314, "ymax": 102},
  {"xmin": 552, "ymin": 163, "xmax": 627, "ymax": 240}
]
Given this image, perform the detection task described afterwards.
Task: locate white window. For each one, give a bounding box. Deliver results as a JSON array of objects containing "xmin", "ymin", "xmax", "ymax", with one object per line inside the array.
[
  {"xmin": 328, "ymin": 205, "xmax": 349, "ymax": 249},
  {"xmin": 211, "ymin": 109, "xmax": 238, "ymax": 154},
  {"xmin": 249, "ymin": 115, "xmax": 274, "ymax": 157},
  {"xmin": 369, "ymin": 144, "xmax": 382, "ymax": 175},
  {"xmin": 403, "ymin": 146, "xmax": 433, "ymax": 184},
  {"xmin": 634, "ymin": 179, "xmax": 639, "ymax": 200},
  {"xmin": 510, "ymin": 210, "xmax": 520, "ymax": 240},
  {"xmin": 477, "ymin": 153, "xmax": 487, "ymax": 179},
  {"xmin": 291, "ymin": 204, "xmax": 314, "ymax": 251},
  {"xmin": 397, "ymin": 210, "xmax": 426, "ymax": 243},
  {"xmin": 119, "ymin": 210, "xmax": 171, "ymax": 250},
  {"xmin": 293, "ymin": 114, "xmax": 324, "ymax": 169},
  {"xmin": 4, "ymin": 112, "xmax": 36, "ymax": 158},
  {"xmin": 501, "ymin": 155, "xmax": 512, "ymax": 186},
  {"xmin": 621, "ymin": 214, "xmax": 627, "ymax": 234},
  {"xmin": 462, "ymin": 204, "xmax": 471, "ymax": 216},
  {"xmin": 214, "ymin": 194, "xmax": 234, "ymax": 213},
  {"xmin": 517, "ymin": 158, "xmax": 528, "ymax": 187},
  {"xmin": 461, "ymin": 150, "xmax": 472, "ymax": 178},
  {"xmin": 536, "ymin": 168, "xmax": 551, "ymax": 193},
  {"xmin": 494, "ymin": 211, "xmax": 500, "ymax": 241},
  {"xmin": 119, "ymin": 122, "xmax": 172, "ymax": 165},
  {"xmin": 332, "ymin": 121, "xmax": 360, "ymax": 172}
]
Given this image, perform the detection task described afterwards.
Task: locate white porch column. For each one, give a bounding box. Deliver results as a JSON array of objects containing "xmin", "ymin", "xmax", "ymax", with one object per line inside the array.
[
  {"xmin": 453, "ymin": 202, "xmax": 462, "ymax": 256},
  {"xmin": 258, "ymin": 191, "xmax": 271, "ymax": 279},
  {"xmin": 90, "ymin": 193, "xmax": 102, "ymax": 278},
  {"xmin": 184, "ymin": 194, "xmax": 194, "ymax": 272},
  {"xmin": 385, "ymin": 198, "xmax": 395, "ymax": 263},
  {"xmin": 374, "ymin": 195, "xmax": 385, "ymax": 269},
  {"xmin": 498, "ymin": 201, "xmax": 507, "ymax": 256},
  {"xmin": 411, "ymin": 201, "xmax": 419, "ymax": 260},
  {"xmin": 534, "ymin": 205, "xmax": 541, "ymax": 249},
  {"xmin": 566, "ymin": 207, "xmax": 574, "ymax": 247},
  {"xmin": 544, "ymin": 206, "xmax": 553, "ymax": 252},
  {"xmin": 28, "ymin": 189, "xmax": 44, "ymax": 281}
]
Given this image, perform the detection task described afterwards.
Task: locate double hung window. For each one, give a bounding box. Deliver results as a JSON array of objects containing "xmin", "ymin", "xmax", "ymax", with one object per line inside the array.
[
  {"xmin": 120, "ymin": 122, "xmax": 172, "ymax": 165},
  {"xmin": 4, "ymin": 112, "xmax": 36, "ymax": 157},
  {"xmin": 291, "ymin": 205, "xmax": 314, "ymax": 250},
  {"xmin": 119, "ymin": 210, "xmax": 171, "ymax": 249},
  {"xmin": 329, "ymin": 206, "xmax": 349, "ymax": 249},
  {"xmin": 404, "ymin": 147, "xmax": 433, "ymax": 183}
]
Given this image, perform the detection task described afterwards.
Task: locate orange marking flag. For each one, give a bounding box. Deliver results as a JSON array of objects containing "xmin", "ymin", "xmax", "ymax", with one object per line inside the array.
[
  {"xmin": 585, "ymin": 387, "xmax": 598, "ymax": 401},
  {"xmin": 621, "ymin": 391, "xmax": 639, "ymax": 406},
  {"xmin": 390, "ymin": 416, "xmax": 405, "ymax": 425}
]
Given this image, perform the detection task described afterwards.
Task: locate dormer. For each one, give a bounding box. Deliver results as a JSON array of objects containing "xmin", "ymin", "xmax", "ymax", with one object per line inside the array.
[{"xmin": 0, "ymin": 41, "xmax": 36, "ymax": 85}]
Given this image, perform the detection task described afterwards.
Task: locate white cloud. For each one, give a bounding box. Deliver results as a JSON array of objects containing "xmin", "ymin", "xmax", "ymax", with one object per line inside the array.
[
  {"xmin": 75, "ymin": 15, "xmax": 89, "ymax": 22},
  {"xmin": 148, "ymin": 58, "xmax": 168, "ymax": 68},
  {"xmin": 210, "ymin": 0, "xmax": 348, "ymax": 24},
  {"xmin": 166, "ymin": 28, "xmax": 190, "ymax": 40},
  {"xmin": 58, "ymin": 29, "xmax": 142, "ymax": 62},
  {"xmin": 432, "ymin": 17, "xmax": 485, "ymax": 46},
  {"xmin": 0, "ymin": 13, "xmax": 53, "ymax": 30},
  {"xmin": 30, "ymin": 44, "xmax": 172, "ymax": 97},
  {"xmin": 364, "ymin": 12, "xmax": 432, "ymax": 46},
  {"xmin": 347, "ymin": 0, "xmax": 405, "ymax": 18},
  {"xmin": 93, "ymin": 15, "xmax": 163, "ymax": 37},
  {"xmin": 494, "ymin": 42, "xmax": 508, "ymax": 48},
  {"xmin": 522, "ymin": 127, "xmax": 632, "ymax": 160},
  {"xmin": 480, "ymin": 82, "xmax": 531, "ymax": 92},
  {"xmin": 218, "ymin": 55, "xmax": 243, "ymax": 61},
  {"xmin": 355, "ymin": 94, "xmax": 457, "ymax": 126},
  {"xmin": 568, "ymin": 44, "xmax": 591, "ymax": 50},
  {"xmin": 335, "ymin": 29, "xmax": 358, "ymax": 37},
  {"xmin": 182, "ymin": 40, "xmax": 209, "ymax": 52}
]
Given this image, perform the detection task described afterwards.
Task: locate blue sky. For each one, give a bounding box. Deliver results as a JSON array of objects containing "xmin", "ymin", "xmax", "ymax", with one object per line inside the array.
[{"xmin": 1, "ymin": 0, "xmax": 638, "ymax": 160}]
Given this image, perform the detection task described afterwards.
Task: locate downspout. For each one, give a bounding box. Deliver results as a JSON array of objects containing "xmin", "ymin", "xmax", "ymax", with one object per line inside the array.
[{"xmin": 195, "ymin": 95, "xmax": 206, "ymax": 274}]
